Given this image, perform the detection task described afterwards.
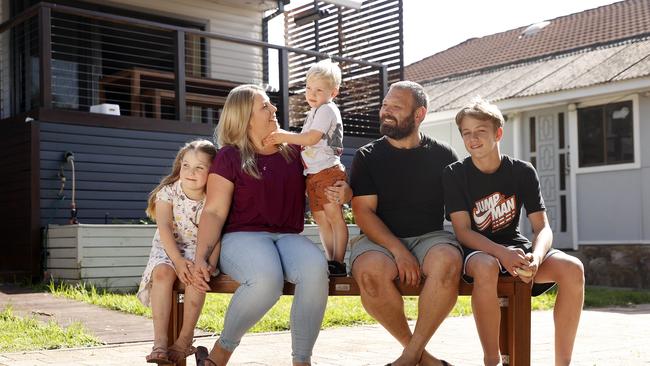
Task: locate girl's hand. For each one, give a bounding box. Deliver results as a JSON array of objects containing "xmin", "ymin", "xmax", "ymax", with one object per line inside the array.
[
  {"xmin": 208, "ymin": 258, "xmax": 220, "ymax": 277},
  {"xmin": 172, "ymin": 258, "xmax": 194, "ymax": 286},
  {"xmin": 190, "ymin": 258, "xmax": 212, "ymax": 293}
]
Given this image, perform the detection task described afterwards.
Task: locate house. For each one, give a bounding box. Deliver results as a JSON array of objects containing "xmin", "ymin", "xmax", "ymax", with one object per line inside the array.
[
  {"xmin": 406, "ymin": 0, "xmax": 650, "ymax": 288},
  {"xmin": 0, "ymin": 0, "xmax": 403, "ymax": 283}
]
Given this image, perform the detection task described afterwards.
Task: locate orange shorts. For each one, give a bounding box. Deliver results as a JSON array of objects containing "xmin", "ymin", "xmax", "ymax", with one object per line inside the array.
[{"xmin": 306, "ymin": 165, "xmax": 347, "ymax": 212}]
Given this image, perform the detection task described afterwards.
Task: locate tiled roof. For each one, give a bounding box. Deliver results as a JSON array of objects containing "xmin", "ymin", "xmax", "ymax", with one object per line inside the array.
[
  {"xmin": 423, "ymin": 38, "xmax": 650, "ymax": 112},
  {"xmin": 406, "ymin": 0, "xmax": 650, "ymax": 83}
]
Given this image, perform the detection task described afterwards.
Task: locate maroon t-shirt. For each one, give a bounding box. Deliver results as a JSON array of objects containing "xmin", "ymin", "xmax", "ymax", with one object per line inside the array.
[{"xmin": 209, "ymin": 145, "xmax": 305, "ymax": 234}]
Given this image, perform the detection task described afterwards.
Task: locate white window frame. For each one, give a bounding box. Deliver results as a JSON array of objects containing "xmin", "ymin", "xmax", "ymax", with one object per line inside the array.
[{"xmin": 569, "ymin": 94, "xmax": 641, "ymax": 174}]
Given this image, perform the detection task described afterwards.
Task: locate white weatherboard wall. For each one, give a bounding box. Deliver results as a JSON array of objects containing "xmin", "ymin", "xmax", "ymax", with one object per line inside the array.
[
  {"xmin": 47, "ymin": 225, "xmax": 156, "ymax": 291},
  {"xmin": 47, "ymin": 224, "xmax": 361, "ymax": 291},
  {"xmin": 105, "ymin": 0, "xmax": 268, "ymax": 84}
]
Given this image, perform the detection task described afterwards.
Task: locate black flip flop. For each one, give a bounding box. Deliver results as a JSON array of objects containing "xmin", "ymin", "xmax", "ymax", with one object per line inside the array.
[
  {"xmin": 386, "ymin": 360, "xmax": 450, "ymax": 366},
  {"xmin": 195, "ymin": 346, "xmax": 218, "ymax": 366}
]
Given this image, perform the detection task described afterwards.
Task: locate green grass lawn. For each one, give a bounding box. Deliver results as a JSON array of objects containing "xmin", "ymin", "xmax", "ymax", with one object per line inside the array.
[{"xmin": 0, "ymin": 307, "xmax": 102, "ymax": 352}]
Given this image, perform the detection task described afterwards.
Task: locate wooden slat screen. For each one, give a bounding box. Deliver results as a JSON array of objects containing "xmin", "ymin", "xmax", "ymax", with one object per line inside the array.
[{"xmin": 285, "ymin": 0, "xmax": 403, "ymax": 138}]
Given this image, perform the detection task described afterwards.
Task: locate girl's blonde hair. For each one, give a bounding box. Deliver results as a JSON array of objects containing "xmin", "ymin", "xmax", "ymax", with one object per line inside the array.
[
  {"xmin": 216, "ymin": 84, "xmax": 293, "ymax": 179},
  {"xmin": 145, "ymin": 139, "xmax": 217, "ymax": 220}
]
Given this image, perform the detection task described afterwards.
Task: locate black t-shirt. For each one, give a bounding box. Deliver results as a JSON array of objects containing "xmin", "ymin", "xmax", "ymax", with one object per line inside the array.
[
  {"xmin": 442, "ymin": 155, "xmax": 545, "ymax": 247},
  {"xmin": 350, "ymin": 135, "xmax": 459, "ymax": 238}
]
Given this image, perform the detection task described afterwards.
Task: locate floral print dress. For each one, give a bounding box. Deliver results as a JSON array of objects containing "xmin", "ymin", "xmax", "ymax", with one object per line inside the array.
[{"xmin": 137, "ymin": 180, "xmax": 204, "ymax": 306}]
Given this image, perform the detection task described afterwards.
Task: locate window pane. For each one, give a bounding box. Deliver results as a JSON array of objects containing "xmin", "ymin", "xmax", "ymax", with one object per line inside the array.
[
  {"xmin": 529, "ymin": 117, "xmax": 536, "ymax": 153},
  {"xmin": 578, "ymin": 107, "xmax": 604, "ymax": 167},
  {"xmin": 605, "ymin": 101, "xmax": 634, "ymax": 164},
  {"xmin": 558, "ymin": 112, "xmax": 565, "ymax": 148}
]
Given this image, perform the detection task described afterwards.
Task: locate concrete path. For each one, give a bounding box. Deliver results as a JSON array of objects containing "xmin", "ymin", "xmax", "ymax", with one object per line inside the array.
[
  {"xmin": 1, "ymin": 302, "xmax": 649, "ymax": 365},
  {"xmin": 0, "ymin": 285, "xmax": 209, "ymax": 344}
]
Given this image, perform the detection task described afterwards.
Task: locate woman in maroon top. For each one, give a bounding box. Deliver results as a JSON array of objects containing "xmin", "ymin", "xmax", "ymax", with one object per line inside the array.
[{"xmin": 191, "ymin": 85, "xmax": 350, "ymax": 366}]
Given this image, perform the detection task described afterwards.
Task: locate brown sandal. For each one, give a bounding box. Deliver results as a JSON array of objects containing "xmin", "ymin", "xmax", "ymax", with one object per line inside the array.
[
  {"xmin": 168, "ymin": 343, "xmax": 197, "ymax": 362},
  {"xmin": 195, "ymin": 346, "xmax": 218, "ymax": 366},
  {"xmin": 146, "ymin": 346, "xmax": 173, "ymax": 364}
]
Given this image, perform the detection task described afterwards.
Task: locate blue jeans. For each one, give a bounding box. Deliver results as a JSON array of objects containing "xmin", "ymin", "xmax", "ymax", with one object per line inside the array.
[{"xmin": 217, "ymin": 231, "xmax": 329, "ymax": 363}]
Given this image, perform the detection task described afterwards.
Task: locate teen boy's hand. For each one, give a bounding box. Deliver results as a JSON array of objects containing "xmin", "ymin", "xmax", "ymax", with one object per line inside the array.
[
  {"xmin": 517, "ymin": 253, "xmax": 540, "ymax": 283},
  {"xmin": 499, "ymin": 247, "xmax": 530, "ymax": 278}
]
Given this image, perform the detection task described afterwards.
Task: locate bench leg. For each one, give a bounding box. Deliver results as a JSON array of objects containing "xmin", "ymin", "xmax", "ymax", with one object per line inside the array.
[
  {"xmin": 511, "ymin": 281, "xmax": 531, "ymax": 366},
  {"xmin": 168, "ymin": 290, "xmax": 186, "ymax": 366},
  {"xmin": 499, "ymin": 296, "xmax": 513, "ymax": 366}
]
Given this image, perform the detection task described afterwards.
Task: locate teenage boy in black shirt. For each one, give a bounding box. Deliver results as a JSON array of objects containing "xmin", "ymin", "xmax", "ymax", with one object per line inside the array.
[{"xmin": 443, "ymin": 98, "xmax": 585, "ymax": 366}]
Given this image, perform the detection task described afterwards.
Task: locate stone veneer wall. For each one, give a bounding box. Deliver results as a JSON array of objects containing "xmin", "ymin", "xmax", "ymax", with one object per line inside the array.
[{"xmin": 571, "ymin": 245, "xmax": 650, "ymax": 289}]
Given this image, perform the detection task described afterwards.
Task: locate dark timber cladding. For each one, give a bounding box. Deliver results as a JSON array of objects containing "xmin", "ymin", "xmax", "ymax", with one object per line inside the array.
[
  {"xmin": 285, "ymin": 0, "xmax": 403, "ymax": 138},
  {"xmin": 0, "ymin": 116, "xmax": 40, "ymax": 281}
]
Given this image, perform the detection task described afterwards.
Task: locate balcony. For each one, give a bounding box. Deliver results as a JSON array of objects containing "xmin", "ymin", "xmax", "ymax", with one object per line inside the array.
[{"xmin": 0, "ymin": 2, "xmax": 388, "ymax": 138}]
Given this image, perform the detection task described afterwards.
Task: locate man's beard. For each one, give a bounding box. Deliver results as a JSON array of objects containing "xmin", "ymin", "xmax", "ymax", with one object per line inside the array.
[{"xmin": 380, "ymin": 111, "xmax": 416, "ymax": 140}]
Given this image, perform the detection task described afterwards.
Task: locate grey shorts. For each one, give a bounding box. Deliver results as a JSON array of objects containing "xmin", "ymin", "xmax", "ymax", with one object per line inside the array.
[{"xmin": 348, "ymin": 230, "xmax": 462, "ymax": 270}]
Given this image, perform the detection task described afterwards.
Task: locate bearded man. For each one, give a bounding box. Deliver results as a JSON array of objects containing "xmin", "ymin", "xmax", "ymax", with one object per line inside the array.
[{"xmin": 349, "ymin": 81, "xmax": 461, "ymax": 366}]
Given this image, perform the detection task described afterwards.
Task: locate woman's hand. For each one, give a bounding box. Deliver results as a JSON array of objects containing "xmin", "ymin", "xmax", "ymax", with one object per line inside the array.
[
  {"xmin": 325, "ymin": 180, "xmax": 352, "ymax": 205},
  {"xmin": 190, "ymin": 258, "xmax": 212, "ymax": 292}
]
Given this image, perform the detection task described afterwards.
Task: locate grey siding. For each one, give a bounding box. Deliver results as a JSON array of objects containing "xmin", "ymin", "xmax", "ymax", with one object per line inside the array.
[
  {"xmin": 39, "ymin": 122, "xmax": 211, "ymax": 225},
  {"xmin": 576, "ymin": 170, "xmax": 644, "ymax": 241}
]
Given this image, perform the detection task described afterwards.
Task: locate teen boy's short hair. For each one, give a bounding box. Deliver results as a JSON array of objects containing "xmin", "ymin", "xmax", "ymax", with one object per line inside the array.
[
  {"xmin": 455, "ymin": 97, "xmax": 505, "ymax": 130},
  {"xmin": 306, "ymin": 58, "xmax": 342, "ymax": 89}
]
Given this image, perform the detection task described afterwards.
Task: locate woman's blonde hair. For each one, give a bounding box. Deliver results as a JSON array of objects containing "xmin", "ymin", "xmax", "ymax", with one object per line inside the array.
[
  {"xmin": 216, "ymin": 84, "xmax": 293, "ymax": 179},
  {"xmin": 145, "ymin": 139, "xmax": 217, "ymax": 220}
]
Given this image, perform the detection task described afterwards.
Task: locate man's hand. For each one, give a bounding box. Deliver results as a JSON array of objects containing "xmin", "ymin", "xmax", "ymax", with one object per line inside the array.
[
  {"xmin": 393, "ymin": 247, "xmax": 421, "ymax": 287},
  {"xmin": 325, "ymin": 180, "xmax": 350, "ymax": 205},
  {"xmin": 499, "ymin": 247, "xmax": 530, "ymax": 278},
  {"xmin": 190, "ymin": 258, "xmax": 212, "ymax": 292}
]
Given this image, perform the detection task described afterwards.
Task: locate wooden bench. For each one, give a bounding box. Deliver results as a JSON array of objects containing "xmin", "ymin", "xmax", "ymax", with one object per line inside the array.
[{"xmin": 168, "ymin": 274, "xmax": 531, "ymax": 366}]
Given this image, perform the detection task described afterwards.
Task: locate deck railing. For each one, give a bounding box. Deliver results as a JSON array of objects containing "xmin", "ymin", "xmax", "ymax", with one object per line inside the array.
[{"xmin": 0, "ymin": 2, "xmax": 387, "ymax": 137}]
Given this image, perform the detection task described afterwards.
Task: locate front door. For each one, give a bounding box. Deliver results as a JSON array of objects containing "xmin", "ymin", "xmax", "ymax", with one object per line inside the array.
[{"xmin": 522, "ymin": 107, "xmax": 573, "ymax": 249}]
